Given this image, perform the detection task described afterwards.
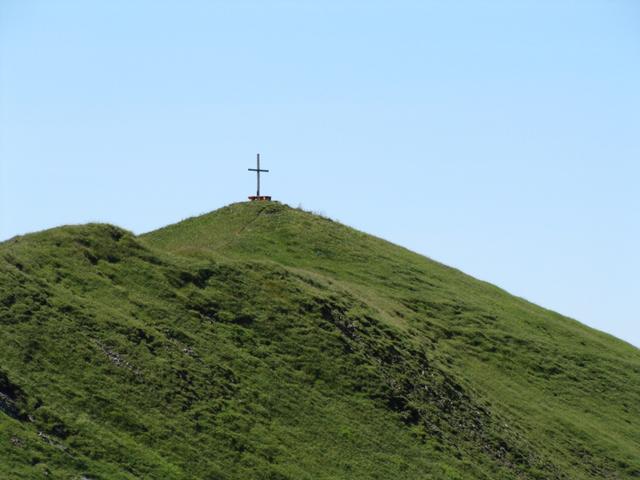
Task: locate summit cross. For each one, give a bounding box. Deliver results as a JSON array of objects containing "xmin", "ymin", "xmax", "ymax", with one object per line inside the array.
[{"xmin": 248, "ymin": 153, "xmax": 269, "ymax": 198}]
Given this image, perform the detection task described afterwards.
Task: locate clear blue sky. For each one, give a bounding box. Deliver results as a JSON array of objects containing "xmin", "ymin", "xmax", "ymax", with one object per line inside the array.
[{"xmin": 1, "ymin": 0, "xmax": 638, "ymax": 347}]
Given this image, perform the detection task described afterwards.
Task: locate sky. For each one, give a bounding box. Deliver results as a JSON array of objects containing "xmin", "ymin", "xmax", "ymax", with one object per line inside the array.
[{"xmin": 0, "ymin": 0, "xmax": 638, "ymax": 347}]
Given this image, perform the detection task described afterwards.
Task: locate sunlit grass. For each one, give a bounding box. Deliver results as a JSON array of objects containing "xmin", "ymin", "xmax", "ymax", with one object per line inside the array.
[{"xmin": 0, "ymin": 202, "xmax": 637, "ymax": 479}]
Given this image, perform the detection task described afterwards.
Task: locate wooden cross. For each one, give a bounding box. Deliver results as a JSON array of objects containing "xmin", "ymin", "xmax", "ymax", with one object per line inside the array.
[{"xmin": 248, "ymin": 153, "xmax": 269, "ymax": 197}]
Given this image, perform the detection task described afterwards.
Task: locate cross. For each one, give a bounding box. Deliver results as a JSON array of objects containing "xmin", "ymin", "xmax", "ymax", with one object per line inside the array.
[{"xmin": 248, "ymin": 153, "xmax": 269, "ymax": 197}]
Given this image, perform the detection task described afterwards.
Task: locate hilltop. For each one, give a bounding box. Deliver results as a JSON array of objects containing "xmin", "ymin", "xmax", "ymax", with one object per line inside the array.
[{"xmin": 1, "ymin": 201, "xmax": 638, "ymax": 479}]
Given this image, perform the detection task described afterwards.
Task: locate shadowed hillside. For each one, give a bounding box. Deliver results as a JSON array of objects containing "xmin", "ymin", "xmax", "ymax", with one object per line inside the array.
[{"xmin": 1, "ymin": 201, "xmax": 638, "ymax": 479}]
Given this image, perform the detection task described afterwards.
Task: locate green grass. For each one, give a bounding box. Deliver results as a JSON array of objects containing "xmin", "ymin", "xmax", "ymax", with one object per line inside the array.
[{"xmin": 1, "ymin": 201, "xmax": 638, "ymax": 479}]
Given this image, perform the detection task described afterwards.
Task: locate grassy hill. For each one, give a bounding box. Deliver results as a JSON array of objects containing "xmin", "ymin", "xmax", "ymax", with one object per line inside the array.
[{"xmin": 1, "ymin": 201, "xmax": 638, "ymax": 479}]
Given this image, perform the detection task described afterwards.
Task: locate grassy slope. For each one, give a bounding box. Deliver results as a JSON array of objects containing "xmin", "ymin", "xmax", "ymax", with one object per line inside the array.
[{"xmin": 0, "ymin": 201, "xmax": 638, "ymax": 479}]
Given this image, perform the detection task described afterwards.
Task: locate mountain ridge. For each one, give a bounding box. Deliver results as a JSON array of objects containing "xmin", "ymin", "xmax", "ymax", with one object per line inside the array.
[{"xmin": 1, "ymin": 201, "xmax": 638, "ymax": 479}]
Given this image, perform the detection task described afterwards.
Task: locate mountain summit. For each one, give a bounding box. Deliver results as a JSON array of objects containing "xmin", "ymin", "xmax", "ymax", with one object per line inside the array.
[{"xmin": 1, "ymin": 202, "xmax": 638, "ymax": 479}]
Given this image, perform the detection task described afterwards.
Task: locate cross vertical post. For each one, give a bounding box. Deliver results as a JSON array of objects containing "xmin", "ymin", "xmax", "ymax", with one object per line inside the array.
[{"xmin": 257, "ymin": 153, "xmax": 261, "ymax": 196}]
